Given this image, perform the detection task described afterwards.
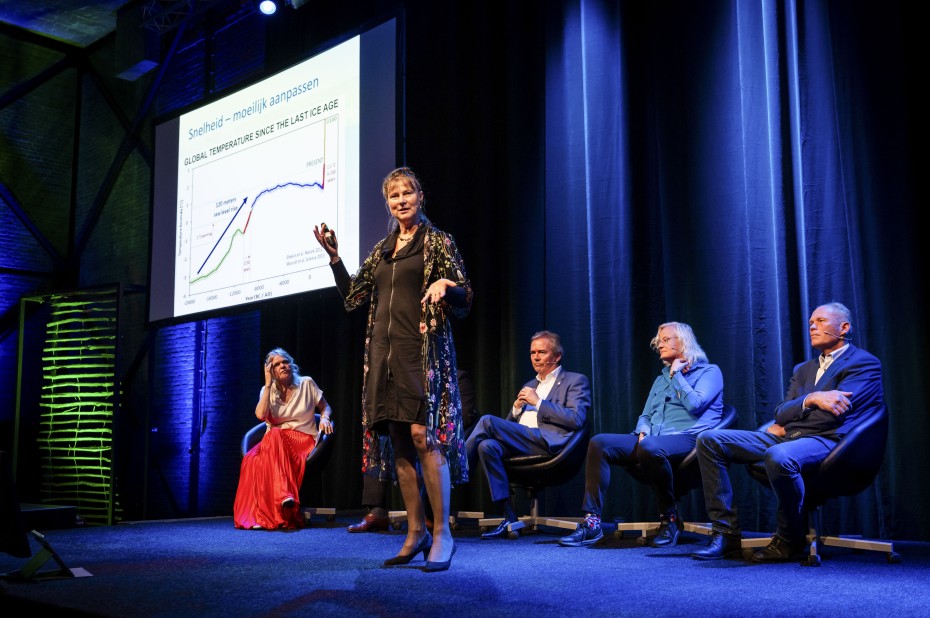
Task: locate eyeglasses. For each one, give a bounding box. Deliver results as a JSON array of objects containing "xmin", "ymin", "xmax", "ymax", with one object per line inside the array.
[{"xmin": 658, "ymin": 336, "xmax": 678, "ymax": 345}]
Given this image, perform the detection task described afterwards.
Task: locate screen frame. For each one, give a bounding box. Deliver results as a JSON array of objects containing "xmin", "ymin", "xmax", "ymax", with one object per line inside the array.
[{"xmin": 146, "ymin": 13, "xmax": 405, "ymax": 328}]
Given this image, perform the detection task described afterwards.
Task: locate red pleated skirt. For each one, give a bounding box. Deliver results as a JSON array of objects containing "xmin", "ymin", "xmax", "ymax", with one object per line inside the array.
[{"xmin": 233, "ymin": 427, "xmax": 316, "ymax": 530}]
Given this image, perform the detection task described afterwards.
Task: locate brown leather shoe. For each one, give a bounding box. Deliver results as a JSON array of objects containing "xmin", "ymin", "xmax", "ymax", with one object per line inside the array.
[{"xmin": 347, "ymin": 513, "xmax": 390, "ymax": 533}]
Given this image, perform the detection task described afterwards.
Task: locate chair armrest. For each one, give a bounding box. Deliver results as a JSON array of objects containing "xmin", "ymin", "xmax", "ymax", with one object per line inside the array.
[
  {"xmin": 814, "ymin": 408, "xmax": 887, "ymax": 496},
  {"xmin": 307, "ymin": 414, "xmax": 334, "ymax": 464},
  {"xmin": 505, "ymin": 424, "xmax": 590, "ymax": 488},
  {"xmin": 242, "ymin": 422, "xmax": 267, "ymax": 456}
]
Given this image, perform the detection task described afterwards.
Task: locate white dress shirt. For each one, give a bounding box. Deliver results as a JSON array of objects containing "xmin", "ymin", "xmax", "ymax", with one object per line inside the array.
[
  {"xmin": 816, "ymin": 344, "xmax": 849, "ymax": 383},
  {"xmin": 514, "ymin": 366, "xmax": 562, "ymax": 428}
]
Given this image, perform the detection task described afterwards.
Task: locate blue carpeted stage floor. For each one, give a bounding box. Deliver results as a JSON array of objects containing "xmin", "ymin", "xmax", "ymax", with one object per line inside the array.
[{"xmin": 1, "ymin": 515, "xmax": 928, "ymax": 617}]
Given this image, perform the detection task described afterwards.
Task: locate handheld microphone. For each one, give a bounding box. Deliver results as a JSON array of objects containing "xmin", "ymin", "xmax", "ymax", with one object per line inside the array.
[{"xmin": 824, "ymin": 331, "xmax": 850, "ymax": 341}]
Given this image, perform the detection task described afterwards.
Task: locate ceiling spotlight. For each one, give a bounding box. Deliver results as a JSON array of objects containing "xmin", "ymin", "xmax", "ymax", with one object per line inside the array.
[{"xmin": 258, "ymin": 0, "xmax": 279, "ymax": 15}]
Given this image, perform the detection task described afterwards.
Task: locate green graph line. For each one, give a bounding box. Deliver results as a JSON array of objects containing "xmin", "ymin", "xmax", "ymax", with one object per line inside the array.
[{"xmin": 191, "ymin": 226, "xmax": 246, "ymax": 283}]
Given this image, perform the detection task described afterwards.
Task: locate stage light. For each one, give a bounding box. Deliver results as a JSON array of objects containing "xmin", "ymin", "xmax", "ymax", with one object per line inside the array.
[{"xmin": 257, "ymin": 0, "xmax": 307, "ymax": 15}]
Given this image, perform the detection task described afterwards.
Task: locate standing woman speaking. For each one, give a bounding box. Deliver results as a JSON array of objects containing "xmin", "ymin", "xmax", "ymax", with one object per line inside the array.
[{"xmin": 313, "ymin": 167, "xmax": 472, "ymax": 572}]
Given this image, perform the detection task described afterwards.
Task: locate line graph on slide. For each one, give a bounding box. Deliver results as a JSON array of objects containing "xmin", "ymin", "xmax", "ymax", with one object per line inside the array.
[
  {"xmin": 191, "ymin": 179, "xmax": 323, "ymax": 283},
  {"xmin": 175, "ymin": 115, "xmax": 340, "ymax": 310}
]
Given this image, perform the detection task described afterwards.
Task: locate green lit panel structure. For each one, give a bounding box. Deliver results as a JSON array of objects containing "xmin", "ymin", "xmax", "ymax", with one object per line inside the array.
[{"xmin": 24, "ymin": 287, "xmax": 122, "ymax": 526}]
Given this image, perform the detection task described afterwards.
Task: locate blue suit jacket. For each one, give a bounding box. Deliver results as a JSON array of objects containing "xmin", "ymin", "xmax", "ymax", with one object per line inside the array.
[
  {"xmin": 505, "ymin": 369, "xmax": 591, "ymax": 453},
  {"xmin": 773, "ymin": 343, "xmax": 885, "ymax": 440}
]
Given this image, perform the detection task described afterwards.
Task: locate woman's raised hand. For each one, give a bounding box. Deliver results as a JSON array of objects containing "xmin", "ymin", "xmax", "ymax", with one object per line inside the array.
[
  {"xmin": 264, "ymin": 359, "xmax": 273, "ymax": 387},
  {"xmin": 313, "ymin": 223, "xmax": 339, "ymax": 259},
  {"xmin": 670, "ymin": 358, "xmax": 690, "ymax": 375}
]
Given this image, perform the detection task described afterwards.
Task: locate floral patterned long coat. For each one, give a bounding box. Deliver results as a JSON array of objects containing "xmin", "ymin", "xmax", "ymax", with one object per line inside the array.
[{"xmin": 337, "ymin": 223, "xmax": 473, "ymax": 485}]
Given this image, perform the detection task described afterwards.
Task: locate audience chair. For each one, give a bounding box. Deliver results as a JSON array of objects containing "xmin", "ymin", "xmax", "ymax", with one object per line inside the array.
[
  {"xmin": 241, "ymin": 416, "xmax": 336, "ymax": 523},
  {"xmin": 614, "ymin": 403, "xmax": 739, "ymax": 544},
  {"xmin": 742, "ymin": 406, "xmax": 899, "ymax": 566},
  {"xmin": 471, "ymin": 420, "xmax": 591, "ymax": 539}
]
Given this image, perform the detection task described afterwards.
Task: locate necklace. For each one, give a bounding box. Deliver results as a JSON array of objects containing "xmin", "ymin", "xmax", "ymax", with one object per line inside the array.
[{"xmin": 398, "ymin": 227, "xmax": 417, "ymax": 242}]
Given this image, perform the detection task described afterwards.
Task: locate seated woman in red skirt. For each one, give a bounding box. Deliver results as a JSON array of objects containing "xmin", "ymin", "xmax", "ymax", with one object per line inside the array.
[{"xmin": 233, "ymin": 347, "xmax": 334, "ymax": 530}]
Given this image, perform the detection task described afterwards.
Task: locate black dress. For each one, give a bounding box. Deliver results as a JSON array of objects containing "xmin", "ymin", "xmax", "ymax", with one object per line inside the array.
[{"xmin": 366, "ymin": 227, "xmax": 426, "ymax": 428}]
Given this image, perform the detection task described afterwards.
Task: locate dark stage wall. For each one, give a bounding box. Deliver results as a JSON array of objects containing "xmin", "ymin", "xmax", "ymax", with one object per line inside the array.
[{"xmin": 0, "ymin": 0, "xmax": 924, "ymax": 540}]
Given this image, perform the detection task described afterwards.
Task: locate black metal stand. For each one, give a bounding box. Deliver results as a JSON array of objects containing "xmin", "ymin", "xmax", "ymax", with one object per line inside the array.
[{"xmin": 1, "ymin": 530, "xmax": 91, "ymax": 581}]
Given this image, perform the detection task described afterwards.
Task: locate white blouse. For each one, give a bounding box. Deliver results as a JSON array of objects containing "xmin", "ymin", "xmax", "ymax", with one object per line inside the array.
[{"xmin": 260, "ymin": 375, "xmax": 323, "ymax": 437}]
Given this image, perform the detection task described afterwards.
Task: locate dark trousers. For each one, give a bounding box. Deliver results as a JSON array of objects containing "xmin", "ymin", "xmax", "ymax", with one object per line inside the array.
[
  {"xmin": 361, "ymin": 473, "xmax": 390, "ymax": 509},
  {"xmin": 696, "ymin": 429, "xmax": 835, "ymax": 543},
  {"xmin": 582, "ymin": 432, "xmax": 696, "ymax": 517},
  {"xmin": 464, "ymin": 415, "xmax": 550, "ymax": 503}
]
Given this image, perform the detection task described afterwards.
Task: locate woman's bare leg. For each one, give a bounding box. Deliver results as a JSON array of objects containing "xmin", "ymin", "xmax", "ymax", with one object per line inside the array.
[
  {"xmin": 388, "ymin": 422, "xmax": 428, "ymax": 555},
  {"xmin": 412, "ymin": 424, "xmax": 453, "ymax": 562}
]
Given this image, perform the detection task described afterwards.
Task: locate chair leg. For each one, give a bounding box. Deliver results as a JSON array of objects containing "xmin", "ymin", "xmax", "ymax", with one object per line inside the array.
[
  {"xmin": 815, "ymin": 504, "xmax": 900, "ymax": 564},
  {"xmin": 744, "ymin": 507, "xmax": 902, "ymax": 565},
  {"xmin": 613, "ymin": 505, "xmax": 695, "ymax": 544},
  {"xmin": 518, "ymin": 491, "xmax": 580, "ymax": 534},
  {"xmin": 476, "ymin": 490, "xmax": 529, "ymax": 536},
  {"xmin": 390, "ymin": 510, "xmax": 456, "ymax": 530},
  {"xmin": 820, "ymin": 536, "xmax": 901, "ymax": 562},
  {"xmin": 301, "ymin": 507, "xmax": 337, "ymax": 524},
  {"xmin": 525, "ymin": 494, "xmax": 540, "ymax": 530},
  {"xmin": 388, "ymin": 510, "xmax": 408, "ymax": 530},
  {"xmin": 682, "ymin": 521, "xmax": 713, "ymax": 536},
  {"xmin": 613, "ymin": 521, "xmax": 660, "ymax": 544},
  {"xmin": 800, "ymin": 507, "xmax": 823, "ymax": 566},
  {"xmin": 470, "ymin": 494, "xmax": 520, "ymax": 535},
  {"xmin": 450, "ymin": 510, "xmax": 484, "ymax": 530},
  {"xmin": 472, "ymin": 493, "xmax": 579, "ymax": 536}
]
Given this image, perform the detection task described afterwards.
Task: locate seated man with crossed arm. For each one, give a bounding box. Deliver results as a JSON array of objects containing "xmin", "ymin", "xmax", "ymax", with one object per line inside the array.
[
  {"xmin": 691, "ymin": 302, "xmax": 886, "ymax": 562},
  {"xmin": 465, "ymin": 330, "xmax": 591, "ymax": 539}
]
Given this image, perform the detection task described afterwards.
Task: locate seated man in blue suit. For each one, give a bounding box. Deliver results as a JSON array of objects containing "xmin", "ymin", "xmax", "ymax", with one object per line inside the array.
[
  {"xmin": 465, "ymin": 330, "xmax": 591, "ymax": 539},
  {"xmin": 692, "ymin": 302, "xmax": 886, "ymax": 562}
]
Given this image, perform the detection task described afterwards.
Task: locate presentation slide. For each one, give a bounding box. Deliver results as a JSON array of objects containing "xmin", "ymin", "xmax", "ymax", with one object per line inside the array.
[{"xmin": 149, "ymin": 18, "xmax": 397, "ymax": 324}]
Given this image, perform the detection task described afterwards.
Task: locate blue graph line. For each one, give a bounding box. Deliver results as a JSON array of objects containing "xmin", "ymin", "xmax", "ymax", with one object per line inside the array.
[{"xmin": 196, "ymin": 181, "xmax": 323, "ymax": 274}]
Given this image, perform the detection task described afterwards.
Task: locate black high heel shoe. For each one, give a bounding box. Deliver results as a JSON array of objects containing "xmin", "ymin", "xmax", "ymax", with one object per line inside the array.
[
  {"xmin": 382, "ymin": 532, "xmax": 432, "ymax": 567},
  {"xmin": 423, "ymin": 541, "xmax": 457, "ymax": 572}
]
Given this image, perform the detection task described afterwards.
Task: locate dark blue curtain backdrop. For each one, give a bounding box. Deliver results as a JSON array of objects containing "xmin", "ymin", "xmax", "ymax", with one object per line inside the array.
[
  {"xmin": 542, "ymin": 0, "xmax": 922, "ymax": 538},
  {"xmin": 7, "ymin": 0, "xmax": 923, "ymax": 542}
]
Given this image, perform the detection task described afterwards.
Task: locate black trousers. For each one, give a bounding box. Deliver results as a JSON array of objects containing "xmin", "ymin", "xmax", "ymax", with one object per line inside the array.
[{"xmin": 581, "ymin": 432, "xmax": 696, "ymax": 517}]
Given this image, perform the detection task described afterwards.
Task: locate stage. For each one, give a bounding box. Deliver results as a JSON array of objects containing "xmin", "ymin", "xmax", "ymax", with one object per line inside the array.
[{"xmin": 1, "ymin": 515, "xmax": 928, "ymax": 617}]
